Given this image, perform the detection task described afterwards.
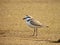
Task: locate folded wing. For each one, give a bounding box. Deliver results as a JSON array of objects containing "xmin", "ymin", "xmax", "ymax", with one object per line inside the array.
[{"xmin": 30, "ymin": 19, "xmax": 42, "ymax": 26}]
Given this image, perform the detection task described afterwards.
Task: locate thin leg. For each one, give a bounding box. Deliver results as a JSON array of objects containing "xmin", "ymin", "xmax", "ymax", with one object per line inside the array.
[
  {"xmin": 32, "ymin": 28, "xmax": 35, "ymax": 36},
  {"xmin": 36, "ymin": 28, "xmax": 37, "ymax": 36}
]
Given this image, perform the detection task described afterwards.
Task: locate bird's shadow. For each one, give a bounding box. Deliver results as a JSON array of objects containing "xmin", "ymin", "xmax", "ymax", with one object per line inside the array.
[{"xmin": 20, "ymin": 34, "xmax": 37, "ymax": 38}]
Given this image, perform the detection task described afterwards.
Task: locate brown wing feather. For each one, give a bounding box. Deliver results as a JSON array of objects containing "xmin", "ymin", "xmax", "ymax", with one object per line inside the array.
[{"xmin": 30, "ymin": 19, "xmax": 42, "ymax": 26}]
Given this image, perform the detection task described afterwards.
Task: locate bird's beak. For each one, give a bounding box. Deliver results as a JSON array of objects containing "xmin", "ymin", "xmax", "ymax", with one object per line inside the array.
[{"xmin": 23, "ymin": 18, "xmax": 26, "ymax": 20}]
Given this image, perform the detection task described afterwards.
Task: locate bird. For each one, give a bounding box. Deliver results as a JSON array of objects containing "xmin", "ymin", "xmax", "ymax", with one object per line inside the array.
[{"xmin": 23, "ymin": 15, "xmax": 49, "ymax": 36}]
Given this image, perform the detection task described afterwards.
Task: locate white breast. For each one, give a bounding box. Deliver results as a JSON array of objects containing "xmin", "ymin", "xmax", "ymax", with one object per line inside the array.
[{"xmin": 26, "ymin": 21, "xmax": 35, "ymax": 28}]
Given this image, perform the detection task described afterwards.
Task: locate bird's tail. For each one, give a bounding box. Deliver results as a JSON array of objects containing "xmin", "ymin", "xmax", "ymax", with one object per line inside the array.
[{"xmin": 41, "ymin": 24, "xmax": 49, "ymax": 28}]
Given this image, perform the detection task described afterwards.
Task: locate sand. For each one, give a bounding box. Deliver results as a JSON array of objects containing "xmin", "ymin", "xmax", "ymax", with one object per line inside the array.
[{"xmin": 0, "ymin": 0, "xmax": 60, "ymax": 45}]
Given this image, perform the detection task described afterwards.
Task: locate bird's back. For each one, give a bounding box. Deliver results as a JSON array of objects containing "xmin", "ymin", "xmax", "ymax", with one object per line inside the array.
[{"xmin": 26, "ymin": 19, "xmax": 43, "ymax": 28}]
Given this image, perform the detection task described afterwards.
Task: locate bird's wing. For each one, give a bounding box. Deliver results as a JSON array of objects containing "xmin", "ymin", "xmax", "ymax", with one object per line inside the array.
[{"xmin": 30, "ymin": 19, "xmax": 42, "ymax": 26}]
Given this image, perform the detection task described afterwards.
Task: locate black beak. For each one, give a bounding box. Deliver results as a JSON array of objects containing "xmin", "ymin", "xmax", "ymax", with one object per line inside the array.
[{"xmin": 23, "ymin": 18, "xmax": 26, "ymax": 20}]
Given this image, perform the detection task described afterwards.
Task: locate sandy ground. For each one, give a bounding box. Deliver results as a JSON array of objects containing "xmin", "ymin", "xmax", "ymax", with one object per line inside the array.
[{"xmin": 0, "ymin": 0, "xmax": 60, "ymax": 45}]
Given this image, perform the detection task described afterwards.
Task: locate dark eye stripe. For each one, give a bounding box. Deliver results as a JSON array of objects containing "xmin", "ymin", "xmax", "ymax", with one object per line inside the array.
[{"xmin": 26, "ymin": 17, "xmax": 31, "ymax": 18}]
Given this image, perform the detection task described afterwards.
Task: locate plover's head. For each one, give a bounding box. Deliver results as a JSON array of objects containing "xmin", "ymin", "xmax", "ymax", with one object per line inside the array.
[{"xmin": 23, "ymin": 15, "xmax": 32, "ymax": 21}]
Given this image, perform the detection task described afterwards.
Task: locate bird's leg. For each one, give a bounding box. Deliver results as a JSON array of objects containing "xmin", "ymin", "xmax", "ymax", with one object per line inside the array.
[
  {"xmin": 35, "ymin": 28, "xmax": 38, "ymax": 36},
  {"xmin": 32, "ymin": 28, "xmax": 35, "ymax": 36}
]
